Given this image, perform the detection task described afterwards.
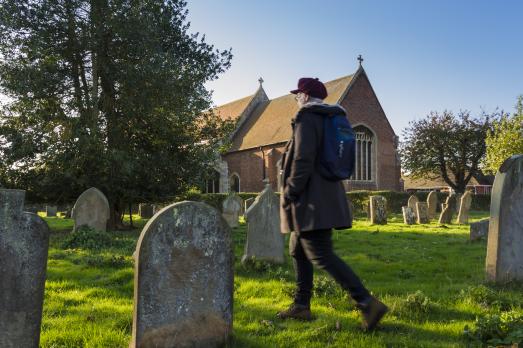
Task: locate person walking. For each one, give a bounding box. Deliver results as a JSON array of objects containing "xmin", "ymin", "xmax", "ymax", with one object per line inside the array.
[{"xmin": 277, "ymin": 77, "xmax": 388, "ymax": 331}]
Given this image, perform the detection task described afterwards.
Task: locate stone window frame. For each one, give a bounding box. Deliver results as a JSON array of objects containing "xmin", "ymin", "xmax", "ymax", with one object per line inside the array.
[
  {"xmin": 349, "ymin": 123, "xmax": 377, "ymax": 183},
  {"xmin": 229, "ymin": 172, "xmax": 241, "ymax": 193}
]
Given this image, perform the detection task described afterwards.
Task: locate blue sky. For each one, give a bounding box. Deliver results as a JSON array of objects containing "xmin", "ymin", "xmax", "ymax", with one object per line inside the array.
[{"xmin": 187, "ymin": 0, "xmax": 522, "ymax": 135}]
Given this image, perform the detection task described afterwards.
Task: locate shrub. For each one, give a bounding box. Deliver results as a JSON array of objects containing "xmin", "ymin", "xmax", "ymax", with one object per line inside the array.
[
  {"xmin": 465, "ymin": 311, "xmax": 523, "ymax": 346},
  {"xmin": 61, "ymin": 226, "xmax": 113, "ymax": 251}
]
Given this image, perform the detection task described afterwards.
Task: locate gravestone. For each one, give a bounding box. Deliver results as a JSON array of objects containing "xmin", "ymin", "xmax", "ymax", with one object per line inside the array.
[
  {"xmin": 470, "ymin": 218, "xmax": 489, "ymax": 241},
  {"xmin": 454, "ymin": 193, "xmax": 462, "ymax": 213},
  {"xmin": 408, "ymin": 195, "xmax": 419, "ymax": 219},
  {"xmin": 244, "ymin": 198, "xmax": 255, "ymax": 213},
  {"xmin": 402, "ymin": 206, "xmax": 416, "ymax": 225},
  {"xmin": 46, "ymin": 205, "xmax": 57, "ymax": 217},
  {"xmin": 446, "ymin": 193, "xmax": 458, "ymax": 215},
  {"xmin": 241, "ymin": 186, "xmax": 284, "ymax": 264},
  {"xmin": 416, "ymin": 202, "xmax": 429, "ymax": 224},
  {"xmin": 138, "ymin": 204, "xmax": 155, "ymax": 219},
  {"xmin": 0, "ymin": 189, "xmax": 50, "ymax": 348},
  {"xmin": 71, "ymin": 187, "xmax": 110, "ymax": 232},
  {"xmin": 222, "ymin": 193, "xmax": 243, "ymax": 228},
  {"xmin": 131, "ymin": 201, "xmax": 233, "ymax": 348},
  {"xmin": 456, "ymin": 191, "xmax": 473, "ymax": 224},
  {"xmin": 486, "ymin": 155, "xmax": 523, "ymax": 282},
  {"xmin": 427, "ymin": 191, "xmax": 438, "ymax": 219},
  {"xmin": 370, "ymin": 196, "xmax": 387, "ymax": 225},
  {"xmin": 366, "ymin": 201, "xmax": 371, "ymax": 221},
  {"xmin": 438, "ymin": 203, "xmax": 452, "ymax": 224}
]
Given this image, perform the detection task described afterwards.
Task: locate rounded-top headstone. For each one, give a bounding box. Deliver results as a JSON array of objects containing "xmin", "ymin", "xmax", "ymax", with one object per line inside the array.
[
  {"xmin": 71, "ymin": 187, "xmax": 110, "ymax": 232},
  {"xmin": 131, "ymin": 201, "xmax": 233, "ymax": 348}
]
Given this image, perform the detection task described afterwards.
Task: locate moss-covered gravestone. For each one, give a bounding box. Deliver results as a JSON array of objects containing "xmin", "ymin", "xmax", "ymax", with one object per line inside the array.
[
  {"xmin": 402, "ymin": 206, "xmax": 415, "ymax": 225},
  {"xmin": 370, "ymin": 195, "xmax": 387, "ymax": 225},
  {"xmin": 131, "ymin": 201, "xmax": 233, "ymax": 348},
  {"xmin": 222, "ymin": 193, "xmax": 242, "ymax": 228},
  {"xmin": 486, "ymin": 155, "xmax": 523, "ymax": 282},
  {"xmin": 0, "ymin": 189, "xmax": 49, "ymax": 348}
]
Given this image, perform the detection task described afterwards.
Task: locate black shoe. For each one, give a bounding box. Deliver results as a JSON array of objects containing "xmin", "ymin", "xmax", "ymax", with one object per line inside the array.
[
  {"xmin": 276, "ymin": 303, "xmax": 313, "ymax": 321},
  {"xmin": 356, "ymin": 296, "xmax": 388, "ymax": 331}
]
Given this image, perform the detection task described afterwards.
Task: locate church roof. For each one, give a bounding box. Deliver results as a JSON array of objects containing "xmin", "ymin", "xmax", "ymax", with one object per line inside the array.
[
  {"xmin": 228, "ymin": 74, "xmax": 355, "ymax": 151},
  {"xmin": 213, "ymin": 94, "xmax": 254, "ymax": 121}
]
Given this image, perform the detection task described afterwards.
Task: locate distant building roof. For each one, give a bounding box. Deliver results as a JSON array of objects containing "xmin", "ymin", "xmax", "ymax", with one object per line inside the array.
[
  {"xmin": 225, "ymin": 74, "xmax": 354, "ymax": 151},
  {"xmin": 402, "ymin": 172, "xmax": 480, "ymax": 191}
]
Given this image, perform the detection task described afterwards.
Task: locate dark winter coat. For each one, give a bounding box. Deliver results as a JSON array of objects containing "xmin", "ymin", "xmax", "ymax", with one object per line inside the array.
[{"xmin": 279, "ymin": 103, "xmax": 352, "ymax": 233}]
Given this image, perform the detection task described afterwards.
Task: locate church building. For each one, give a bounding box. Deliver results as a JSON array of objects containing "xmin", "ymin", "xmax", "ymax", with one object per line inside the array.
[{"xmin": 206, "ymin": 61, "xmax": 402, "ymax": 193}]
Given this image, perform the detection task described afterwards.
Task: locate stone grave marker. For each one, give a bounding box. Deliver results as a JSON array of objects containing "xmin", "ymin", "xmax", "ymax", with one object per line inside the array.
[
  {"xmin": 241, "ymin": 186, "xmax": 284, "ymax": 264},
  {"xmin": 408, "ymin": 195, "xmax": 419, "ymax": 219},
  {"xmin": 486, "ymin": 155, "xmax": 523, "ymax": 282},
  {"xmin": 402, "ymin": 206, "xmax": 416, "ymax": 225},
  {"xmin": 131, "ymin": 201, "xmax": 233, "ymax": 348},
  {"xmin": 46, "ymin": 205, "xmax": 57, "ymax": 217},
  {"xmin": 470, "ymin": 218, "xmax": 489, "ymax": 241},
  {"xmin": 222, "ymin": 193, "xmax": 242, "ymax": 228},
  {"xmin": 457, "ymin": 191, "xmax": 473, "ymax": 224},
  {"xmin": 446, "ymin": 193, "xmax": 458, "ymax": 215},
  {"xmin": 71, "ymin": 187, "xmax": 110, "ymax": 232},
  {"xmin": 0, "ymin": 189, "xmax": 50, "ymax": 348},
  {"xmin": 438, "ymin": 203, "xmax": 452, "ymax": 224},
  {"xmin": 416, "ymin": 202, "xmax": 429, "ymax": 224},
  {"xmin": 244, "ymin": 198, "xmax": 255, "ymax": 214},
  {"xmin": 370, "ymin": 195, "xmax": 387, "ymax": 225},
  {"xmin": 454, "ymin": 193, "xmax": 462, "ymax": 213},
  {"xmin": 138, "ymin": 204, "xmax": 155, "ymax": 219},
  {"xmin": 427, "ymin": 191, "xmax": 438, "ymax": 219}
]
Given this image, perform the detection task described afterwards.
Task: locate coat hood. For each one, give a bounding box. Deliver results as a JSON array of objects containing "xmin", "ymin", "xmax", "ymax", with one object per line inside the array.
[{"xmin": 299, "ymin": 103, "xmax": 347, "ymax": 117}]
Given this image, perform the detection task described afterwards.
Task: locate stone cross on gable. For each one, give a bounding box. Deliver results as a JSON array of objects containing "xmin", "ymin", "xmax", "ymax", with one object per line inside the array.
[
  {"xmin": 258, "ymin": 77, "xmax": 264, "ymax": 86},
  {"xmin": 358, "ymin": 55, "xmax": 364, "ymax": 65}
]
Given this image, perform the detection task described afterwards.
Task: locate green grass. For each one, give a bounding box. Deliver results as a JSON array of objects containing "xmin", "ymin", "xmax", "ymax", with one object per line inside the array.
[{"xmin": 40, "ymin": 211, "xmax": 523, "ymax": 347}]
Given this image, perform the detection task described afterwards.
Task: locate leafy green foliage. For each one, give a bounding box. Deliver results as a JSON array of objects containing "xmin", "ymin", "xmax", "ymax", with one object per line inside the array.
[
  {"xmin": 465, "ymin": 311, "xmax": 523, "ymax": 346},
  {"xmin": 0, "ymin": 0, "xmax": 233, "ymax": 227},
  {"xmin": 484, "ymin": 96, "xmax": 523, "ymax": 173},
  {"xmin": 62, "ymin": 226, "xmax": 113, "ymax": 251},
  {"xmin": 400, "ymin": 110, "xmax": 496, "ymax": 193}
]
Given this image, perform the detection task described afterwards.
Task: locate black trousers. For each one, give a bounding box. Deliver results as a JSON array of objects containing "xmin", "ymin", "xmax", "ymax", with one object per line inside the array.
[{"xmin": 289, "ymin": 229, "xmax": 370, "ymax": 306}]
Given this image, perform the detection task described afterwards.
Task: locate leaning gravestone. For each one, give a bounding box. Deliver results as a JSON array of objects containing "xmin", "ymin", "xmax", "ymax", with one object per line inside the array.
[
  {"xmin": 244, "ymin": 198, "xmax": 255, "ymax": 213},
  {"xmin": 241, "ymin": 186, "xmax": 284, "ymax": 264},
  {"xmin": 46, "ymin": 205, "xmax": 57, "ymax": 217},
  {"xmin": 408, "ymin": 195, "xmax": 419, "ymax": 220},
  {"xmin": 138, "ymin": 204, "xmax": 155, "ymax": 219},
  {"xmin": 454, "ymin": 193, "xmax": 462, "ymax": 213},
  {"xmin": 427, "ymin": 191, "xmax": 438, "ymax": 219},
  {"xmin": 222, "ymin": 193, "xmax": 242, "ymax": 228},
  {"xmin": 0, "ymin": 189, "xmax": 50, "ymax": 348},
  {"xmin": 416, "ymin": 202, "xmax": 429, "ymax": 224},
  {"xmin": 402, "ymin": 206, "xmax": 416, "ymax": 225},
  {"xmin": 457, "ymin": 191, "xmax": 473, "ymax": 224},
  {"xmin": 446, "ymin": 193, "xmax": 458, "ymax": 215},
  {"xmin": 438, "ymin": 203, "xmax": 452, "ymax": 224},
  {"xmin": 370, "ymin": 196, "xmax": 387, "ymax": 225},
  {"xmin": 71, "ymin": 187, "xmax": 110, "ymax": 232},
  {"xmin": 131, "ymin": 201, "xmax": 233, "ymax": 348},
  {"xmin": 486, "ymin": 155, "xmax": 523, "ymax": 282},
  {"xmin": 470, "ymin": 218, "xmax": 489, "ymax": 241}
]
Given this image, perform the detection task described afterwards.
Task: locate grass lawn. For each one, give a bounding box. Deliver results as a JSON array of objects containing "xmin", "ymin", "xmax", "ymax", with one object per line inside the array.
[{"xmin": 39, "ymin": 211, "xmax": 523, "ymax": 347}]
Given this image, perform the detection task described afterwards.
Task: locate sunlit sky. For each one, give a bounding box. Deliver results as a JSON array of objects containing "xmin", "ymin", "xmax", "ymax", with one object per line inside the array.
[{"xmin": 187, "ymin": 0, "xmax": 522, "ymax": 135}]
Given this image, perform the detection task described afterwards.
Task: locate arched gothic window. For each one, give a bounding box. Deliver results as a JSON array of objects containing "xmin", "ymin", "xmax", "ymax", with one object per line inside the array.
[
  {"xmin": 351, "ymin": 125, "xmax": 374, "ymax": 181},
  {"xmin": 205, "ymin": 170, "xmax": 220, "ymax": 193},
  {"xmin": 230, "ymin": 173, "xmax": 240, "ymax": 193}
]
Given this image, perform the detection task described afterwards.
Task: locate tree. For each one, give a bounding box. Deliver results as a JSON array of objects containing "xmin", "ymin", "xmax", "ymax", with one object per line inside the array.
[
  {"xmin": 0, "ymin": 0, "xmax": 233, "ymax": 228},
  {"xmin": 400, "ymin": 110, "xmax": 495, "ymax": 193},
  {"xmin": 484, "ymin": 96, "xmax": 523, "ymax": 173}
]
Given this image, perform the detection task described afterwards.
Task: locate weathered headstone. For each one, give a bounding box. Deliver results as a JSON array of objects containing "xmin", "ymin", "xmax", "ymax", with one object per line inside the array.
[
  {"xmin": 241, "ymin": 186, "xmax": 284, "ymax": 264},
  {"xmin": 402, "ymin": 206, "xmax": 416, "ymax": 225},
  {"xmin": 416, "ymin": 202, "xmax": 429, "ymax": 224},
  {"xmin": 454, "ymin": 193, "xmax": 462, "ymax": 213},
  {"xmin": 456, "ymin": 191, "xmax": 473, "ymax": 224},
  {"xmin": 131, "ymin": 201, "xmax": 233, "ymax": 348},
  {"xmin": 438, "ymin": 203, "xmax": 452, "ymax": 224},
  {"xmin": 366, "ymin": 200, "xmax": 371, "ymax": 221},
  {"xmin": 427, "ymin": 191, "xmax": 438, "ymax": 219},
  {"xmin": 470, "ymin": 218, "xmax": 489, "ymax": 241},
  {"xmin": 446, "ymin": 193, "xmax": 458, "ymax": 215},
  {"xmin": 408, "ymin": 195, "xmax": 419, "ymax": 219},
  {"xmin": 244, "ymin": 198, "xmax": 255, "ymax": 213},
  {"xmin": 71, "ymin": 187, "xmax": 110, "ymax": 232},
  {"xmin": 222, "ymin": 193, "xmax": 242, "ymax": 228},
  {"xmin": 138, "ymin": 204, "xmax": 155, "ymax": 219},
  {"xmin": 0, "ymin": 189, "xmax": 50, "ymax": 348},
  {"xmin": 370, "ymin": 195, "xmax": 387, "ymax": 225},
  {"xmin": 46, "ymin": 205, "xmax": 57, "ymax": 217},
  {"xmin": 486, "ymin": 155, "xmax": 523, "ymax": 282}
]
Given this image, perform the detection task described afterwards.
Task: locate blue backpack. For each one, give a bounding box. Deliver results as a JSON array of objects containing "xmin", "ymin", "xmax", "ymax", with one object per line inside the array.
[{"xmin": 318, "ymin": 114, "xmax": 356, "ymax": 181}]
